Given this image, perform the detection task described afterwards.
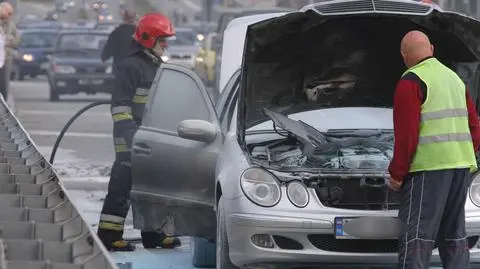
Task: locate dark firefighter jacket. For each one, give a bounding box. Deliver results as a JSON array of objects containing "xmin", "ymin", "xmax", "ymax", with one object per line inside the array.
[
  {"xmin": 101, "ymin": 23, "xmax": 136, "ymax": 67},
  {"xmin": 111, "ymin": 42, "xmax": 161, "ymax": 157}
]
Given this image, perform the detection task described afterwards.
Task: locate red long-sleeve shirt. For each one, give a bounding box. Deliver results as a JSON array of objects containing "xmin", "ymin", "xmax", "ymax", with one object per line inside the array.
[{"xmin": 388, "ymin": 72, "xmax": 480, "ymax": 181}]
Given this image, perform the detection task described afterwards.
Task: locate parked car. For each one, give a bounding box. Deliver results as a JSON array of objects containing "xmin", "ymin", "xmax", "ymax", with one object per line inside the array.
[
  {"xmin": 194, "ymin": 32, "xmax": 217, "ymax": 88},
  {"xmin": 129, "ymin": 1, "xmax": 480, "ymax": 268},
  {"xmin": 47, "ymin": 30, "xmax": 113, "ymax": 101},
  {"xmin": 183, "ymin": 21, "xmax": 218, "ymax": 43},
  {"xmin": 162, "ymin": 28, "xmax": 199, "ymax": 70},
  {"xmin": 12, "ymin": 29, "xmax": 58, "ymax": 80}
]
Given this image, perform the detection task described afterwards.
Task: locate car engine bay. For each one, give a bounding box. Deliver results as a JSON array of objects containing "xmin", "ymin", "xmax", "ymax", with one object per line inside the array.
[{"xmin": 248, "ymin": 108, "xmax": 401, "ymax": 210}]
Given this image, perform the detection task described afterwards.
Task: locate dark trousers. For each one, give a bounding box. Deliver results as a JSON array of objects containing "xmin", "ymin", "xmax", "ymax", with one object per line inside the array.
[
  {"xmin": 397, "ymin": 168, "xmax": 471, "ymax": 269},
  {"xmin": 0, "ymin": 63, "xmax": 9, "ymax": 100}
]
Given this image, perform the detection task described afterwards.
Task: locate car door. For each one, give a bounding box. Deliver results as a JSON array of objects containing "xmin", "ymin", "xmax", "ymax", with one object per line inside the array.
[{"xmin": 131, "ymin": 64, "xmax": 221, "ymax": 239}]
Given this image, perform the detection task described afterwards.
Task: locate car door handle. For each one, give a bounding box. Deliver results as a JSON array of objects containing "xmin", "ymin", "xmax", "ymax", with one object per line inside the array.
[{"xmin": 132, "ymin": 143, "xmax": 152, "ymax": 155}]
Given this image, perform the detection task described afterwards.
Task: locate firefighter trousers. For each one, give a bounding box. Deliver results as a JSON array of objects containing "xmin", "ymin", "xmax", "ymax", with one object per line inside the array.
[{"xmin": 397, "ymin": 168, "xmax": 470, "ymax": 269}]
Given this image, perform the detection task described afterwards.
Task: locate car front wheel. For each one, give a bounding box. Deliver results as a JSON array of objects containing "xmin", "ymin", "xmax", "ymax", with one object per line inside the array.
[{"xmin": 216, "ymin": 196, "xmax": 238, "ymax": 269}]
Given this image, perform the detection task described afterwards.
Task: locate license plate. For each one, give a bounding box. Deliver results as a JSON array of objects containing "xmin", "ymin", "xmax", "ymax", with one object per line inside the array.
[
  {"xmin": 79, "ymin": 79, "xmax": 103, "ymax": 85},
  {"xmin": 334, "ymin": 217, "xmax": 359, "ymax": 239},
  {"xmin": 40, "ymin": 63, "xmax": 49, "ymax": 69},
  {"xmin": 78, "ymin": 79, "xmax": 91, "ymax": 85}
]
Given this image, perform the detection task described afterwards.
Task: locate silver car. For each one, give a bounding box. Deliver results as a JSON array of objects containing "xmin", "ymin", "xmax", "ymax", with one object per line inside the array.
[
  {"xmin": 161, "ymin": 28, "xmax": 200, "ymax": 69},
  {"xmin": 130, "ymin": 0, "xmax": 480, "ymax": 268}
]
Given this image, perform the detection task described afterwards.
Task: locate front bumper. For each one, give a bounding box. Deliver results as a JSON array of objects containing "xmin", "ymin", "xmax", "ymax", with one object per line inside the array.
[
  {"xmin": 225, "ymin": 190, "xmax": 480, "ymax": 267},
  {"xmin": 50, "ymin": 74, "xmax": 114, "ymax": 94},
  {"xmin": 16, "ymin": 60, "xmax": 49, "ymax": 75}
]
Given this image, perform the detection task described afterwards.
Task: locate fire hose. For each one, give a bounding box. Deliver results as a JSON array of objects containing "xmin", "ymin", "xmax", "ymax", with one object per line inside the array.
[{"xmin": 49, "ymin": 100, "xmax": 141, "ymax": 243}]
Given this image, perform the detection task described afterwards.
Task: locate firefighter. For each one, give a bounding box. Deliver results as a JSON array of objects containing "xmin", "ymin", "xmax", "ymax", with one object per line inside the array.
[
  {"xmin": 389, "ymin": 30, "xmax": 480, "ymax": 268},
  {"xmin": 101, "ymin": 9, "xmax": 137, "ymax": 75},
  {"xmin": 97, "ymin": 13, "xmax": 181, "ymax": 252}
]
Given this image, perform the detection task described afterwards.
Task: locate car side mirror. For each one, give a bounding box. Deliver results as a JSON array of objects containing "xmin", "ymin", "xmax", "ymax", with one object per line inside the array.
[{"xmin": 177, "ymin": 119, "xmax": 217, "ymax": 143}]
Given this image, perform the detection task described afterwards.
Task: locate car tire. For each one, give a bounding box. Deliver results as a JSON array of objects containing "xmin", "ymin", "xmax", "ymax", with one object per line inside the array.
[
  {"xmin": 49, "ymin": 85, "xmax": 60, "ymax": 101},
  {"xmin": 191, "ymin": 237, "xmax": 216, "ymax": 268},
  {"xmin": 216, "ymin": 196, "xmax": 238, "ymax": 269}
]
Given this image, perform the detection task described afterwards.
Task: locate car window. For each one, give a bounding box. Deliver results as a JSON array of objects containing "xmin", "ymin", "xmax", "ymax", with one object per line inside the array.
[
  {"xmin": 215, "ymin": 70, "xmax": 240, "ymax": 114},
  {"xmin": 57, "ymin": 34, "xmax": 107, "ymax": 51},
  {"xmin": 221, "ymin": 89, "xmax": 238, "ymax": 132},
  {"xmin": 146, "ymin": 69, "xmax": 211, "ymax": 131},
  {"xmin": 20, "ymin": 32, "xmax": 57, "ymax": 48}
]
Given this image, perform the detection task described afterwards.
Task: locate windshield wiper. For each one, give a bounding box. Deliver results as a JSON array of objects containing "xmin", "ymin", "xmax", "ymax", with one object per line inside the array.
[{"xmin": 262, "ymin": 108, "xmax": 327, "ymax": 157}]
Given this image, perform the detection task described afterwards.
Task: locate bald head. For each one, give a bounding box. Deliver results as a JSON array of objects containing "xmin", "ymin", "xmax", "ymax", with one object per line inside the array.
[
  {"xmin": 400, "ymin": 30, "xmax": 434, "ymax": 68},
  {"xmin": 0, "ymin": 2, "xmax": 13, "ymax": 21}
]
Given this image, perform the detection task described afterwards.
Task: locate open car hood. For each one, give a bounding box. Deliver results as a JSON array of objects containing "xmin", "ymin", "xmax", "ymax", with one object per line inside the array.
[{"xmin": 238, "ymin": 0, "xmax": 480, "ymax": 140}]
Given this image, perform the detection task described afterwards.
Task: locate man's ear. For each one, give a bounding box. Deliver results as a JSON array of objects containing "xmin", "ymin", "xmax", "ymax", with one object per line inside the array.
[{"xmin": 431, "ymin": 44, "xmax": 434, "ymax": 54}]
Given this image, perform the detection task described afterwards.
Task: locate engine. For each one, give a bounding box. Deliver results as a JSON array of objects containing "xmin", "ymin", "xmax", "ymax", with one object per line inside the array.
[
  {"xmin": 250, "ymin": 133, "xmax": 394, "ymax": 170},
  {"xmin": 249, "ymin": 133, "xmax": 400, "ymax": 210}
]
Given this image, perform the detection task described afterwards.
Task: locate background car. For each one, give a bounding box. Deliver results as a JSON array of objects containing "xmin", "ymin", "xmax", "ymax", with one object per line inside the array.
[
  {"xmin": 12, "ymin": 29, "xmax": 58, "ymax": 81},
  {"xmin": 194, "ymin": 32, "xmax": 217, "ymax": 87},
  {"xmin": 91, "ymin": 0, "xmax": 108, "ymax": 11},
  {"xmin": 162, "ymin": 28, "xmax": 200, "ymax": 70},
  {"xmin": 47, "ymin": 30, "xmax": 114, "ymax": 101},
  {"xmin": 96, "ymin": 9, "xmax": 113, "ymax": 22},
  {"xmin": 94, "ymin": 20, "xmax": 120, "ymax": 31},
  {"xmin": 44, "ymin": 10, "xmax": 59, "ymax": 21},
  {"xmin": 17, "ymin": 14, "xmax": 41, "ymax": 30},
  {"xmin": 183, "ymin": 21, "xmax": 218, "ymax": 43}
]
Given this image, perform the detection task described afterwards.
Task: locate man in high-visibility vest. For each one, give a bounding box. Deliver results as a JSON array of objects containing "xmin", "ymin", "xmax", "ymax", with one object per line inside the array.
[{"xmin": 388, "ymin": 30, "xmax": 480, "ymax": 269}]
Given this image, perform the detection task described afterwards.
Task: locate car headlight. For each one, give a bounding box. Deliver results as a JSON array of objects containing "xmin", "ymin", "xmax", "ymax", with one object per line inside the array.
[
  {"xmin": 197, "ymin": 34, "xmax": 204, "ymax": 41},
  {"xmin": 107, "ymin": 15, "xmax": 113, "ymax": 20},
  {"xmin": 105, "ymin": 65, "xmax": 112, "ymax": 74},
  {"xmin": 196, "ymin": 56, "xmax": 204, "ymax": 63},
  {"xmin": 240, "ymin": 167, "xmax": 281, "ymax": 207},
  {"xmin": 470, "ymin": 172, "xmax": 480, "ymax": 207},
  {"xmin": 99, "ymin": 15, "xmax": 105, "ymax": 20},
  {"xmin": 23, "ymin": 54, "xmax": 34, "ymax": 62},
  {"xmin": 55, "ymin": 65, "xmax": 75, "ymax": 74},
  {"xmin": 286, "ymin": 181, "xmax": 309, "ymax": 208},
  {"xmin": 161, "ymin": 55, "xmax": 169, "ymax": 62}
]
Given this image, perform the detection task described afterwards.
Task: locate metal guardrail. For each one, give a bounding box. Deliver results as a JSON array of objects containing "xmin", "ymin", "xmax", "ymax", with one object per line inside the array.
[{"xmin": 0, "ymin": 97, "xmax": 118, "ymax": 269}]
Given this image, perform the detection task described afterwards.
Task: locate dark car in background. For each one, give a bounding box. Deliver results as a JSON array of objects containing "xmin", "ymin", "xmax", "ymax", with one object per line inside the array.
[
  {"xmin": 47, "ymin": 30, "xmax": 114, "ymax": 101},
  {"xmin": 12, "ymin": 29, "xmax": 58, "ymax": 80}
]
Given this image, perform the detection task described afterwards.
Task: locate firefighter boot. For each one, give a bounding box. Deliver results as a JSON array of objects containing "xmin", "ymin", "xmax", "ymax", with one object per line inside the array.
[
  {"xmin": 97, "ymin": 228, "xmax": 136, "ymax": 252},
  {"xmin": 141, "ymin": 231, "xmax": 181, "ymax": 249}
]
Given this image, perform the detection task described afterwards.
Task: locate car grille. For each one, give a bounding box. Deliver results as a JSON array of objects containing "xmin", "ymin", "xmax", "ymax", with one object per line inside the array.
[
  {"xmin": 308, "ymin": 177, "xmax": 401, "ymax": 210},
  {"xmin": 76, "ymin": 66, "xmax": 105, "ymax": 74},
  {"xmin": 308, "ymin": 235, "xmax": 480, "ymax": 253},
  {"xmin": 313, "ymin": 0, "xmax": 432, "ymax": 15},
  {"xmin": 170, "ymin": 54, "xmax": 192, "ymax": 60},
  {"xmin": 308, "ymin": 234, "xmax": 398, "ymax": 253}
]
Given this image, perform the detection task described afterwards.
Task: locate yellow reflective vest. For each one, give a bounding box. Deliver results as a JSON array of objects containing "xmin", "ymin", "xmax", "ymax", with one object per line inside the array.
[{"xmin": 401, "ymin": 58, "xmax": 477, "ymax": 172}]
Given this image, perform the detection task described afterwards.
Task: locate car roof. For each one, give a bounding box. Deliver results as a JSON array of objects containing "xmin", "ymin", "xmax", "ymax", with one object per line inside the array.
[
  {"xmin": 58, "ymin": 30, "xmax": 110, "ymax": 35},
  {"xmin": 20, "ymin": 29, "xmax": 58, "ymax": 34},
  {"xmin": 219, "ymin": 12, "xmax": 288, "ymax": 92}
]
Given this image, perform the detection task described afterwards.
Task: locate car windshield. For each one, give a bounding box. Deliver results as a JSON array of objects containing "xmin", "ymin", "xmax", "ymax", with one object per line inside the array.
[
  {"xmin": 167, "ymin": 31, "xmax": 196, "ymax": 46},
  {"xmin": 20, "ymin": 32, "xmax": 57, "ymax": 48},
  {"xmin": 57, "ymin": 33, "xmax": 107, "ymax": 52}
]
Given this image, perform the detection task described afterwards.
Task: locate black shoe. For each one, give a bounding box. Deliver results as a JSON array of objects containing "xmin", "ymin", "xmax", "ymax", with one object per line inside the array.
[
  {"xmin": 98, "ymin": 229, "xmax": 136, "ymax": 252},
  {"xmin": 141, "ymin": 231, "xmax": 181, "ymax": 249}
]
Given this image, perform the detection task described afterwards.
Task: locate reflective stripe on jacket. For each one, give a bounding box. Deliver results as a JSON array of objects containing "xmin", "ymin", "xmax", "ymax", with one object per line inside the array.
[{"xmin": 402, "ymin": 58, "xmax": 477, "ymax": 172}]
